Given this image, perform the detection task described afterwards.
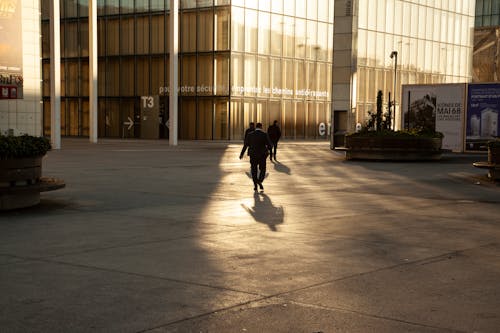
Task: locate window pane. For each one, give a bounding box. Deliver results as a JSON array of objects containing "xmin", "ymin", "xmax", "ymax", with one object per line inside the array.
[
  {"xmin": 197, "ymin": 99, "xmax": 213, "ymax": 139},
  {"xmin": 181, "ymin": 12, "xmax": 196, "ymax": 52},
  {"xmin": 245, "ymin": 9, "xmax": 258, "ymax": 53},
  {"xmin": 136, "ymin": 57, "xmax": 150, "ymax": 96},
  {"xmin": 232, "ymin": 7, "xmax": 245, "ymax": 51},
  {"xmin": 120, "ymin": 58, "xmax": 134, "ymax": 96},
  {"xmin": 258, "ymin": 12, "xmax": 270, "ymax": 54},
  {"xmin": 198, "ymin": 55, "xmax": 213, "ymax": 96},
  {"xmin": 270, "ymin": 14, "xmax": 282, "ymax": 56},
  {"xmin": 198, "ymin": 9, "xmax": 214, "ymax": 51},
  {"xmin": 283, "ymin": 16, "xmax": 294, "ymax": 58},
  {"xmin": 151, "ymin": 15, "xmax": 165, "ymax": 53},
  {"xmin": 181, "ymin": 56, "xmax": 196, "ymax": 96},
  {"xmin": 257, "ymin": 56, "xmax": 270, "ymax": 97},
  {"xmin": 136, "ymin": 16, "xmax": 150, "ymax": 54},
  {"xmin": 120, "ymin": 17, "xmax": 134, "ymax": 55},
  {"xmin": 215, "ymin": 54, "xmax": 230, "ymax": 95},
  {"xmin": 215, "ymin": 8, "xmax": 230, "ymax": 50}
]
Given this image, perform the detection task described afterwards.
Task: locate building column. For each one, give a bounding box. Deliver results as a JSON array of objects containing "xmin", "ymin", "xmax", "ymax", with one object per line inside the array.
[
  {"xmin": 49, "ymin": 0, "xmax": 61, "ymax": 149},
  {"xmin": 89, "ymin": 0, "xmax": 98, "ymax": 143},
  {"xmin": 169, "ymin": 0, "xmax": 179, "ymax": 146}
]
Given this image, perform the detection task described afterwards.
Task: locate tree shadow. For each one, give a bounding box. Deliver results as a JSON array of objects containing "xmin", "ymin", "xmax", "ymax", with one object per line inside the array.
[{"xmin": 241, "ymin": 192, "xmax": 284, "ymax": 232}]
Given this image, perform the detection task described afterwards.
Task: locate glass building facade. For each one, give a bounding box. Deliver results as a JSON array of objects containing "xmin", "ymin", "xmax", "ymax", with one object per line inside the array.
[
  {"xmin": 352, "ymin": 0, "xmax": 475, "ymax": 128},
  {"xmin": 475, "ymin": 0, "xmax": 500, "ymax": 26},
  {"xmin": 41, "ymin": 0, "xmax": 334, "ymax": 140}
]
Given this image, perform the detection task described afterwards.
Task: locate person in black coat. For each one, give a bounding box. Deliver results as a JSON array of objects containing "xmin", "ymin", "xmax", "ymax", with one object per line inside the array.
[
  {"xmin": 267, "ymin": 120, "xmax": 281, "ymax": 161},
  {"xmin": 239, "ymin": 123, "xmax": 273, "ymax": 191},
  {"xmin": 243, "ymin": 122, "xmax": 255, "ymax": 156}
]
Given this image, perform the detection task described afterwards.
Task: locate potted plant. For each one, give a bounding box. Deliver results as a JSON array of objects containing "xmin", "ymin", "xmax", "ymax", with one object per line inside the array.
[
  {"xmin": 343, "ymin": 91, "xmax": 444, "ymax": 161},
  {"xmin": 0, "ymin": 134, "xmax": 51, "ymax": 185},
  {"xmin": 0, "ymin": 134, "xmax": 55, "ymax": 210}
]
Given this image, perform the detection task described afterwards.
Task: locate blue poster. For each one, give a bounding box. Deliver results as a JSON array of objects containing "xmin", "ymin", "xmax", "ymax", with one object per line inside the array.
[{"xmin": 466, "ymin": 83, "xmax": 500, "ymax": 151}]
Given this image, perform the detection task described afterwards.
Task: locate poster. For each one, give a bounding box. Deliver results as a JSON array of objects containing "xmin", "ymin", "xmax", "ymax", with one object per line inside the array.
[
  {"xmin": 0, "ymin": 0, "xmax": 23, "ymax": 98},
  {"xmin": 466, "ymin": 83, "xmax": 500, "ymax": 151},
  {"xmin": 401, "ymin": 84, "xmax": 466, "ymax": 152}
]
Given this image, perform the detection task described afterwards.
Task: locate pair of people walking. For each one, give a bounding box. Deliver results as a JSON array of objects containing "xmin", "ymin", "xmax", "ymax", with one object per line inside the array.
[{"xmin": 239, "ymin": 121, "xmax": 281, "ymax": 191}]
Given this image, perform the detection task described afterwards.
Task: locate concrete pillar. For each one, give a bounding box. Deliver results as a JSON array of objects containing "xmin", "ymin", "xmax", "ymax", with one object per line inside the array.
[
  {"xmin": 50, "ymin": 0, "xmax": 61, "ymax": 149},
  {"xmin": 89, "ymin": 0, "xmax": 98, "ymax": 143},
  {"xmin": 169, "ymin": 0, "xmax": 179, "ymax": 146}
]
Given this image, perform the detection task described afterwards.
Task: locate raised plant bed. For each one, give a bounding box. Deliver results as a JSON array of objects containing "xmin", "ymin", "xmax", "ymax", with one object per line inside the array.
[
  {"xmin": 0, "ymin": 135, "xmax": 65, "ymax": 210},
  {"xmin": 473, "ymin": 140, "xmax": 500, "ymax": 181},
  {"xmin": 342, "ymin": 132, "xmax": 444, "ymax": 161}
]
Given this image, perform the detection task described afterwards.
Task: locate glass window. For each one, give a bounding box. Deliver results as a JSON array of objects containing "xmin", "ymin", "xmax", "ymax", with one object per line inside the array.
[
  {"xmin": 63, "ymin": 0, "xmax": 78, "ymax": 18},
  {"xmin": 198, "ymin": 9, "xmax": 214, "ymax": 51},
  {"xmin": 151, "ymin": 56, "xmax": 165, "ymax": 96},
  {"xmin": 181, "ymin": 55, "xmax": 196, "ymax": 96},
  {"xmin": 121, "ymin": 0, "xmax": 134, "ymax": 13},
  {"xmin": 136, "ymin": 16, "xmax": 150, "ymax": 54},
  {"xmin": 81, "ymin": 60, "xmax": 89, "ymax": 96},
  {"xmin": 307, "ymin": 0, "xmax": 317, "ymax": 20},
  {"xmin": 120, "ymin": 17, "xmax": 134, "ymax": 55},
  {"xmin": 215, "ymin": 54, "xmax": 230, "ymax": 95},
  {"xmin": 198, "ymin": 55, "xmax": 214, "ymax": 96},
  {"xmin": 180, "ymin": 99, "xmax": 196, "ymax": 139},
  {"xmin": 377, "ymin": 0, "xmax": 386, "ymax": 31},
  {"xmin": 385, "ymin": 0, "xmax": 394, "ymax": 34},
  {"xmin": 106, "ymin": 59, "xmax": 120, "ymax": 96},
  {"xmin": 244, "ymin": 55, "xmax": 256, "ymax": 96},
  {"xmin": 232, "ymin": 7, "xmax": 245, "ymax": 51},
  {"xmin": 258, "ymin": 12, "xmax": 270, "ymax": 54},
  {"xmin": 181, "ymin": 0, "xmax": 196, "ymax": 9},
  {"xmin": 79, "ymin": 20, "xmax": 89, "ymax": 57},
  {"xmin": 136, "ymin": 57, "xmax": 150, "ymax": 96},
  {"xmin": 318, "ymin": 0, "xmax": 328, "ymax": 22},
  {"xmin": 295, "ymin": 18, "xmax": 306, "ymax": 59},
  {"xmin": 151, "ymin": 0, "xmax": 165, "ymax": 11},
  {"xmin": 259, "ymin": 0, "xmax": 271, "ymax": 12},
  {"xmin": 231, "ymin": 54, "xmax": 244, "ymax": 96},
  {"xmin": 317, "ymin": 22, "xmax": 328, "ymax": 61},
  {"xmin": 272, "ymin": 0, "xmax": 283, "ymax": 14},
  {"xmin": 198, "ymin": 0, "xmax": 214, "ymax": 7},
  {"xmin": 295, "ymin": 0, "xmax": 306, "ymax": 18},
  {"xmin": 98, "ymin": 19, "xmax": 106, "ymax": 56},
  {"xmin": 181, "ymin": 12, "xmax": 197, "ymax": 52},
  {"xmin": 284, "ymin": 0, "xmax": 295, "ymax": 16},
  {"xmin": 65, "ymin": 61, "xmax": 79, "ymax": 96},
  {"xmin": 245, "ymin": 0, "xmax": 258, "ymax": 10},
  {"xmin": 283, "ymin": 59, "xmax": 294, "ymax": 94},
  {"xmin": 106, "ymin": 0, "xmax": 119, "ymax": 15},
  {"xmin": 151, "ymin": 15, "xmax": 165, "ymax": 53},
  {"xmin": 135, "ymin": 0, "xmax": 149, "ymax": 12},
  {"xmin": 120, "ymin": 58, "xmax": 134, "ymax": 96},
  {"xmin": 63, "ymin": 22, "xmax": 78, "ymax": 58},
  {"xmin": 215, "ymin": 8, "xmax": 230, "ymax": 50},
  {"xmin": 214, "ymin": 100, "xmax": 229, "ymax": 140},
  {"xmin": 245, "ymin": 9, "xmax": 258, "ymax": 53},
  {"xmin": 198, "ymin": 99, "xmax": 213, "ymax": 139},
  {"xmin": 271, "ymin": 58, "xmax": 282, "ymax": 97},
  {"xmin": 257, "ymin": 56, "xmax": 270, "ymax": 97},
  {"xmin": 270, "ymin": 14, "xmax": 282, "ymax": 56},
  {"xmin": 306, "ymin": 20, "xmax": 317, "ymax": 60},
  {"xmin": 283, "ymin": 16, "xmax": 295, "ymax": 58}
]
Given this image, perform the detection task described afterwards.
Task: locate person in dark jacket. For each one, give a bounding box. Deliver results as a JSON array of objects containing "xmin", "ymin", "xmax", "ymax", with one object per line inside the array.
[
  {"xmin": 239, "ymin": 123, "xmax": 273, "ymax": 191},
  {"xmin": 267, "ymin": 120, "xmax": 281, "ymax": 161},
  {"xmin": 243, "ymin": 122, "xmax": 255, "ymax": 156}
]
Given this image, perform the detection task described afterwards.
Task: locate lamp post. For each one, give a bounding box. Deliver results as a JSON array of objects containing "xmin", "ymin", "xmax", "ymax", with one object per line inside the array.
[{"xmin": 390, "ymin": 51, "xmax": 398, "ymax": 130}]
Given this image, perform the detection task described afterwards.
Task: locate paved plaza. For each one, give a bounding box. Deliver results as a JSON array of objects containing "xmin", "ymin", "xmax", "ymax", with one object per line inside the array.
[{"xmin": 1, "ymin": 139, "xmax": 500, "ymax": 332}]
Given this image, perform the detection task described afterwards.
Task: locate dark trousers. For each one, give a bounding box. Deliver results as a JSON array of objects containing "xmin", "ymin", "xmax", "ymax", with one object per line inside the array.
[
  {"xmin": 250, "ymin": 155, "xmax": 267, "ymax": 184},
  {"xmin": 270, "ymin": 141, "xmax": 278, "ymax": 157}
]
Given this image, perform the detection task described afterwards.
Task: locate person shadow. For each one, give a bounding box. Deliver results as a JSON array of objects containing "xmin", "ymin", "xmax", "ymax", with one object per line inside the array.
[
  {"xmin": 241, "ymin": 192, "xmax": 284, "ymax": 232},
  {"xmin": 272, "ymin": 159, "xmax": 291, "ymax": 175}
]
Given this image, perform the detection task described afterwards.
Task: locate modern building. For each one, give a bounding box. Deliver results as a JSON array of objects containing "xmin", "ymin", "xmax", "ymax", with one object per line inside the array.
[
  {"xmin": 473, "ymin": 0, "xmax": 500, "ymax": 82},
  {"xmin": 0, "ymin": 1, "xmax": 477, "ymax": 143}
]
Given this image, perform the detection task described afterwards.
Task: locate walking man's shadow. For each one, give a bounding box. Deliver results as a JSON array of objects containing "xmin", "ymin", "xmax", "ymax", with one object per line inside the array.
[
  {"xmin": 241, "ymin": 192, "xmax": 284, "ymax": 231},
  {"xmin": 272, "ymin": 159, "xmax": 291, "ymax": 175}
]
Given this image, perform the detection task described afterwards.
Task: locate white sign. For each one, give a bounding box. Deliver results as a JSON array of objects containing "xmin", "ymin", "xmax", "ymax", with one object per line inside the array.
[
  {"xmin": 402, "ymin": 83, "xmax": 466, "ymax": 152},
  {"xmin": 123, "ymin": 116, "xmax": 134, "ymax": 130}
]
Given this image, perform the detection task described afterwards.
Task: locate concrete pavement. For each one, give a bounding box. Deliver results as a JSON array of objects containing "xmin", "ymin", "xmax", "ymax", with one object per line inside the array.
[{"xmin": 1, "ymin": 139, "xmax": 499, "ymax": 332}]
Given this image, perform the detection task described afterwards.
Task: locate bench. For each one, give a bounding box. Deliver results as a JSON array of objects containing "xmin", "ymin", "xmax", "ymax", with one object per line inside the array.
[{"xmin": 473, "ymin": 161, "xmax": 499, "ymax": 181}]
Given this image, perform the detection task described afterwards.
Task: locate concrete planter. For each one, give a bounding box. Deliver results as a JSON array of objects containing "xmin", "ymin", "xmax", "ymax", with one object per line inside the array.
[
  {"xmin": 0, "ymin": 156, "xmax": 64, "ymax": 210},
  {"xmin": 488, "ymin": 146, "xmax": 500, "ymax": 164},
  {"xmin": 344, "ymin": 135, "xmax": 443, "ymax": 161}
]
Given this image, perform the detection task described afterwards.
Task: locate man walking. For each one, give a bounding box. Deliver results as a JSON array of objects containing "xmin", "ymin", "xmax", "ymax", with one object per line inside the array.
[
  {"xmin": 267, "ymin": 120, "xmax": 281, "ymax": 161},
  {"xmin": 239, "ymin": 123, "xmax": 273, "ymax": 191}
]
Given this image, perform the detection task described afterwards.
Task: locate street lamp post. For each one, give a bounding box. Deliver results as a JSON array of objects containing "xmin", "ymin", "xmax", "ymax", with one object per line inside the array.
[{"xmin": 390, "ymin": 51, "xmax": 398, "ymax": 130}]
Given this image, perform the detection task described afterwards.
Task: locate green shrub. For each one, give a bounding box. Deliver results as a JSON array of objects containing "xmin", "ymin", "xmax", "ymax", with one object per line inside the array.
[
  {"xmin": 347, "ymin": 129, "xmax": 444, "ymax": 139},
  {"xmin": 0, "ymin": 135, "xmax": 51, "ymax": 159}
]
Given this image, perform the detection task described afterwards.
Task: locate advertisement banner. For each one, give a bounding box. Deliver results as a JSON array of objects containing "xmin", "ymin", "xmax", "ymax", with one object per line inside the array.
[
  {"xmin": 0, "ymin": 0, "xmax": 23, "ymax": 99},
  {"xmin": 402, "ymin": 84, "xmax": 466, "ymax": 152},
  {"xmin": 466, "ymin": 83, "xmax": 500, "ymax": 151}
]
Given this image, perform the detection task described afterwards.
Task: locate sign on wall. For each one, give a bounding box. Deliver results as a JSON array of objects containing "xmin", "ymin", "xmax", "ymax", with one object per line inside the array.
[
  {"xmin": 466, "ymin": 83, "xmax": 500, "ymax": 151},
  {"xmin": 402, "ymin": 84, "xmax": 466, "ymax": 152},
  {"xmin": 0, "ymin": 0, "xmax": 23, "ymax": 99}
]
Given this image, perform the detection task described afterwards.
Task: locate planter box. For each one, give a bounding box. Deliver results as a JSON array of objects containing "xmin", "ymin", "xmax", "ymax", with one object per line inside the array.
[
  {"xmin": 0, "ymin": 156, "xmax": 45, "ymax": 210},
  {"xmin": 344, "ymin": 136, "xmax": 443, "ymax": 161},
  {"xmin": 488, "ymin": 147, "xmax": 500, "ymax": 164}
]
